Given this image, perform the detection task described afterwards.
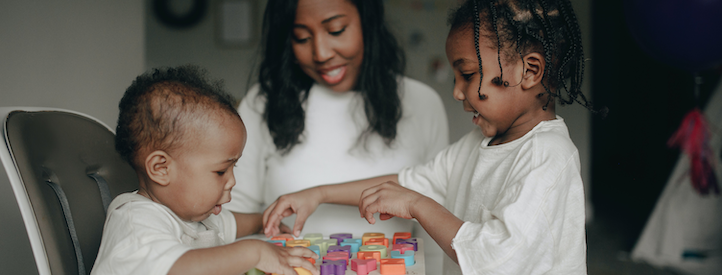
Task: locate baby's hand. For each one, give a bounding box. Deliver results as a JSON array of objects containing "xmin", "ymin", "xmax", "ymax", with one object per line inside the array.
[
  {"xmin": 358, "ymin": 181, "xmax": 424, "ymax": 224},
  {"xmin": 256, "ymin": 242, "xmax": 319, "ymax": 275}
]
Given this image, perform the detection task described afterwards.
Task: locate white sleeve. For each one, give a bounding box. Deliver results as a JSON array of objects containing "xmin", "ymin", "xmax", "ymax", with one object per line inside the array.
[
  {"xmin": 227, "ymin": 84, "xmax": 272, "ymax": 213},
  {"xmin": 91, "ymin": 202, "xmax": 191, "ymax": 275},
  {"xmin": 451, "ymin": 141, "xmax": 587, "ymax": 274}
]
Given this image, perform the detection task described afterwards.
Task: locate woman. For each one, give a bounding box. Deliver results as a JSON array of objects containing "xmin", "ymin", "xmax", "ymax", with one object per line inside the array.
[{"xmin": 227, "ymin": 0, "xmax": 448, "ymax": 240}]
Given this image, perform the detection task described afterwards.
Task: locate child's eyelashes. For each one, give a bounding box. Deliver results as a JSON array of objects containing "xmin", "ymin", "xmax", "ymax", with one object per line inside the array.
[
  {"xmin": 462, "ymin": 73, "xmax": 475, "ymax": 81},
  {"xmin": 215, "ymin": 163, "xmax": 238, "ymax": 176}
]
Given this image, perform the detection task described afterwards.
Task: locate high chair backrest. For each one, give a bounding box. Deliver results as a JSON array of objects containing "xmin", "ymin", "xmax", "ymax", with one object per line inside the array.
[{"xmin": 0, "ymin": 107, "xmax": 138, "ymax": 275}]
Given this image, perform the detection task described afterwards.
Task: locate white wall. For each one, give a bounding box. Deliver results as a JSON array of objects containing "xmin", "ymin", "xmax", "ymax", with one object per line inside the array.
[{"xmin": 0, "ymin": 1, "xmax": 145, "ymax": 129}]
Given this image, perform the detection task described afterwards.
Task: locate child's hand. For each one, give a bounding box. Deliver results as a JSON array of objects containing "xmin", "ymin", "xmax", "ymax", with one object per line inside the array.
[
  {"xmin": 263, "ymin": 188, "xmax": 323, "ymax": 237},
  {"xmin": 259, "ymin": 221, "xmax": 293, "ymax": 235},
  {"xmin": 358, "ymin": 181, "xmax": 425, "ymax": 224},
  {"xmin": 256, "ymin": 242, "xmax": 319, "ymax": 275}
]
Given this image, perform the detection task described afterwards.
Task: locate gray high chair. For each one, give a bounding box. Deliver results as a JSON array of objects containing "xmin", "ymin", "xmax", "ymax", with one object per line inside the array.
[{"xmin": 0, "ymin": 107, "xmax": 138, "ymax": 275}]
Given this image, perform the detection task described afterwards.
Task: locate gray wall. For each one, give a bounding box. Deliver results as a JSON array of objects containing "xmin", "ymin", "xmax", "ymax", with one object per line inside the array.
[{"xmin": 0, "ymin": 1, "xmax": 145, "ymax": 129}]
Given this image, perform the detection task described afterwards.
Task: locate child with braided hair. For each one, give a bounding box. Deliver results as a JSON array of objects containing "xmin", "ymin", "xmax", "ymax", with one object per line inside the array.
[{"xmin": 262, "ymin": 0, "xmax": 601, "ymax": 273}]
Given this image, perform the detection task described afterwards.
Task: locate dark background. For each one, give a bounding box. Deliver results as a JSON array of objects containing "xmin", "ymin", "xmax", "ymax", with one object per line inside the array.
[{"xmin": 591, "ymin": 0, "xmax": 721, "ymax": 250}]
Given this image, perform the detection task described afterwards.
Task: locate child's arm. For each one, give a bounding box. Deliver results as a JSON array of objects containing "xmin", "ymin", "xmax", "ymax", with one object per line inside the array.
[
  {"xmin": 358, "ymin": 181, "xmax": 464, "ymax": 263},
  {"xmin": 168, "ymin": 239, "xmax": 319, "ymax": 275},
  {"xmin": 233, "ymin": 212, "xmax": 292, "ymax": 238},
  {"xmin": 263, "ymin": 174, "xmax": 398, "ymax": 237}
]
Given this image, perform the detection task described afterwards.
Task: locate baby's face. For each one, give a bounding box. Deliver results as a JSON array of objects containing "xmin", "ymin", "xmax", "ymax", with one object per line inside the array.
[{"xmin": 164, "ymin": 113, "xmax": 247, "ymax": 222}]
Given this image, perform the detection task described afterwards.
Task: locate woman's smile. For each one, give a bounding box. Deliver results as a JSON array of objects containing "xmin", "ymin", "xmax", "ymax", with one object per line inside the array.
[{"xmin": 319, "ymin": 65, "xmax": 347, "ymax": 85}]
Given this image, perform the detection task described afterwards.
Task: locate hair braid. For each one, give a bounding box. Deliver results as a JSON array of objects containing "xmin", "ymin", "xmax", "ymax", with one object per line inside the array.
[
  {"xmin": 473, "ymin": 0, "xmax": 486, "ymax": 100},
  {"xmin": 489, "ymin": 1, "xmax": 509, "ymax": 87},
  {"xmin": 558, "ymin": 0, "xmax": 595, "ymax": 113}
]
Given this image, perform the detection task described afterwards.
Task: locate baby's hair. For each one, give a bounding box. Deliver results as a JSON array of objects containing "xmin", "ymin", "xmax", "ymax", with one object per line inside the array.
[
  {"xmin": 258, "ymin": 0, "xmax": 405, "ymax": 154},
  {"xmin": 450, "ymin": 0, "xmax": 604, "ymax": 114},
  {"xmin": 115, "ymin": 65, "xmax": 240, "ymax": 170}
]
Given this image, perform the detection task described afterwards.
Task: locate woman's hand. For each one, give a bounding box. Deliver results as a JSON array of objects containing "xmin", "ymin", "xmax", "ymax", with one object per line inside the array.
[
  {"xmin": 263, "ymin": 188, "xmax": 323, "ymax": 237},
  {"xmin": 358, "ymin": 181, "xmax": 425, "ymax": 224}
]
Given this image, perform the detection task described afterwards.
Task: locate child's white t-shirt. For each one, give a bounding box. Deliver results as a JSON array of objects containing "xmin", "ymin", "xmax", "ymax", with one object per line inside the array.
[
  {"xmin": 399, "ymin": 116, "xmax": 587, "ymax": 275},
  {"xmin": 91, "ymin": 192, "xmax": 237, "ymax": 275}
]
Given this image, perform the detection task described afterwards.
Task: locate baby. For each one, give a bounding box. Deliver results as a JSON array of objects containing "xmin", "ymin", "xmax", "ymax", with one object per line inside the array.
[{"xmin": 91, "ymin": 65, "xmax": 318, "ymax": 275}]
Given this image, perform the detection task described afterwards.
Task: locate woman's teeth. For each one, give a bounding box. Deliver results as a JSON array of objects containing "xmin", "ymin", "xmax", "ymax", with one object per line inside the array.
[
  {"xmin": 474, "ymin": 111, "xmax": 480, "ymax": 118},
  {"xmin": 325, "ymin": 68, "xmax": 342, "ymax": 76}
]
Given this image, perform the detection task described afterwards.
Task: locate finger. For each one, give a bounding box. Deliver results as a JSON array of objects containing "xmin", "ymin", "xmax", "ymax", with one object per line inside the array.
[
  {"xmin": 265, "ymin": 204, "xmax": 291, "ymax": 236},
  {"xmin": 359, "ymin": 188, "xmax": 381, "ymax": 216},
  {"xmin": 262, "ymin": 200, "xmax": 278, "ymax": 227},
  {"xmin": 291, "ymin": 211, "xmax": 309, "ymax": 237},
  {"xmin": 263, "ymin": 201, "xmax": 278, "ymax": 224},
  {"xmin": 281, "ymin": 207, "xmax": 294, "ymax": 216},
  {"xmin": 297, "ymin": 260, "xmax": 319, "ymax": 275},
  {"xmin": 361, "ymin": 198, "xmax": 379, "ymax": 225},
  {"xmin": 364, "ymin": 207, "xmax": 377, "ymax": 224},
  {"xmin": 279, "ymin": 223, "xmax": 293, "ymax": 234},
  {"xmin": 358, "ymin": 185, "xmax": 381, "ymax": 218},
  {"xmin": 265, "ymin": 212, "xmax": 285, "ymax": 237},
  {"xmin": 288, "ymin": 247, "xmax": 318, "ymax": 259},
  {"xmin": 380, "ymin": 213, "xmax": 394, "ymax": 220}
]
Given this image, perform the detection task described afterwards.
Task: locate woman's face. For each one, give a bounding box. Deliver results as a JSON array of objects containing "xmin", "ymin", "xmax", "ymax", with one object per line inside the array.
[{"xmin": 291, "ymin": 0, "xmax": 364, "ymax": 92}]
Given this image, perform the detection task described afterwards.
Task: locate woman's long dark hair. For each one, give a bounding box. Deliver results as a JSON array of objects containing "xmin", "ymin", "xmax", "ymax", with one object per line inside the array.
[{"xmin": 258, "ymin": 0, "xmax": 405, "ymax": 154}]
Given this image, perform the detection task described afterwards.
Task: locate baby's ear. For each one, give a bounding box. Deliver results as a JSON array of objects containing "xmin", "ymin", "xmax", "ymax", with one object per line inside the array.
[
  {"xmin": 145, "ymin": 150, "xmax": 171, "ymax": 186},
  {"xmin": 520, "ymin": 52, "xmax": 545, "ymax": 90}
]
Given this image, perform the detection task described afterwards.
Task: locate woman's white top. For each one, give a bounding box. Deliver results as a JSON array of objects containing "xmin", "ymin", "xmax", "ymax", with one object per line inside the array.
[
  {"xmin": 227, "ymin": 77, "xmax": 449, "ymax": 237},
  {"xmin": 400, "ymin": 117, "xmax": 587, "ymax": 274}
]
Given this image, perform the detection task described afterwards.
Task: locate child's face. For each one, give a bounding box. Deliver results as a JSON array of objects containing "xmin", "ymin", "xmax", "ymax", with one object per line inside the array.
[
  {"xmin": 165, "ymin": 114, "xmax": 247, "ymax": 222},
  {"xmin": 291, "ymin": 0, "xmax": 364, "ymax": 93},
  {"xmin": 446, "ymin": 26, "xmax": 543, "ymax": 145}
]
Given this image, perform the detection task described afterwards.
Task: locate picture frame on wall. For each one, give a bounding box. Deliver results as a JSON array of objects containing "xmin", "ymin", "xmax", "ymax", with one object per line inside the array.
[{"xmin": 216, "ymin": 0, "xmax": 258, "ymax": 48}]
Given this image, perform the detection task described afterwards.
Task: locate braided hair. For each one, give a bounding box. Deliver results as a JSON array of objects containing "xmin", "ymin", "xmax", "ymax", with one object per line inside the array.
[{"xmin": 450, "ymin": 0, "xmax": 603, "ymax": 114}]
